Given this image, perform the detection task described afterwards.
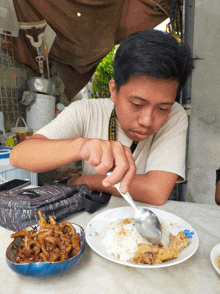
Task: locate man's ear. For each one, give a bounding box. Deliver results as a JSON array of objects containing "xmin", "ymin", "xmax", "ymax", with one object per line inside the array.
[{"xmin": 109, "ymin": 79, "xmax": 117, "ymax": 102}]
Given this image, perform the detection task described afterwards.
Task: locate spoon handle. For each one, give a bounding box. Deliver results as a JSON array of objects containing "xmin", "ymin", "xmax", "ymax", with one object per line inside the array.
[{"xmin": 106, "ymin": 172, "xmax": 137, "ymax": 210}]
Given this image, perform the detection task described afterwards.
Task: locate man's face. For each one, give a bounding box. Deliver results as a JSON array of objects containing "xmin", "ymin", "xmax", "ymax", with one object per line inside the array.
[{"xmin": 109, "ymin": 75, "xmax": 179, "ymax": 142}]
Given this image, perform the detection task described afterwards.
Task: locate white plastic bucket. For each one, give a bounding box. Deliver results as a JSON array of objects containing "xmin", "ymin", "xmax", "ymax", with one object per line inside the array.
[{"xmin": 26, "ymin": 93, "xmax": 55, "ymax": 133}]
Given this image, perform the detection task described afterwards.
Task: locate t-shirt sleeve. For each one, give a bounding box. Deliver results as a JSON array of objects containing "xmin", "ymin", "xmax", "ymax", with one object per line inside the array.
[
  {"xmin": 35, "ymin": 100, "xmax": 89, "ymax": 139},
  {"xmin": 145, "ymin": 103, "xmax": 188, "ymax": 181}
]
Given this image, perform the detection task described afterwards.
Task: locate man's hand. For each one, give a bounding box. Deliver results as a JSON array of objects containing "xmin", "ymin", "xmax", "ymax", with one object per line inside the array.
[{"xmin": 78, "ymin": 139, "xmax": 136, "ymax": 193}]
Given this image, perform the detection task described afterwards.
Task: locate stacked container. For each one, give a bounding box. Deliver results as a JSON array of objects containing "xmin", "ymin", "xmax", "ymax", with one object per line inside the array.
[{"xmin": 24, "ymin": 77, "xmax": 56, "ymax": 133}]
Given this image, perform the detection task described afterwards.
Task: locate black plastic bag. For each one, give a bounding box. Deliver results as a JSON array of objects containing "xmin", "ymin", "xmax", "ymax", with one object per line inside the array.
[{"xmin": 0, "ymin": 182, "xmax": 111, "ymax": 231}]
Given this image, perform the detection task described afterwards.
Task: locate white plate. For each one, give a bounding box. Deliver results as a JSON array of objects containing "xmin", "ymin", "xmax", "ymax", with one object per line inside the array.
[
  {"xmin": 210, "ymin": 243, "xmax": 220, "ymax": 274},
  {"xmin": 85, "ymin": 206, "xmax": 199, "ymax": 268}
]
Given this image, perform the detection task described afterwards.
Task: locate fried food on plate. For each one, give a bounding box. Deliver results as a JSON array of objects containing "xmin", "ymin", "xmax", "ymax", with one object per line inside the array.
[{"xmin": 133, "ymin": 231, "xmax": 188, "ymax": 264}]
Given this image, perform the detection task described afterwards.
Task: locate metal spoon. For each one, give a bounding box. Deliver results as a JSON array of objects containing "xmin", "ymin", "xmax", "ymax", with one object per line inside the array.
[{"xmin": 107, "ymin": 172, "xmax": 162, "ymax": 244}]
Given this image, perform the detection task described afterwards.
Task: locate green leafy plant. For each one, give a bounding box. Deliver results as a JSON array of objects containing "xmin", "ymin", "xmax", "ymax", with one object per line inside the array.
[{"xmin": 89, "ymin": 47, "xmax": 117, "ymax": 99}]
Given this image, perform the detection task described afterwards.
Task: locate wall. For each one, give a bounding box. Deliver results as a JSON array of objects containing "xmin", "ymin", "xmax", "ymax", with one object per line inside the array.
[{"xmin": 187, "ymin": 1, "xmax": 220, "ymax": 204}]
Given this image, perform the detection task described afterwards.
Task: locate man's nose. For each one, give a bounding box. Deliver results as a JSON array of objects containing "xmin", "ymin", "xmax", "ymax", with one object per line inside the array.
[{"xmin": 137, "ymin": 108, "xmax": 154, "ymax": 127}]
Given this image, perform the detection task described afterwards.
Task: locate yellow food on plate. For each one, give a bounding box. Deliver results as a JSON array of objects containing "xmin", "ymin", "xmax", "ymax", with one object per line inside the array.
[
  {"xmin": 133, "ymin": 231, "xmax": 188, "ymax": 264},
  {"xmin": 216, "ymin": 254, "xmax": 220, "ymax": 269}
]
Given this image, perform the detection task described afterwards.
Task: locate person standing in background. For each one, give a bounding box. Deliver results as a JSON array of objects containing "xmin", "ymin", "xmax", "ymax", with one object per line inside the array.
[{"xmin": 215, "ymin": 167, "xmax": 220, "ymax": 205}]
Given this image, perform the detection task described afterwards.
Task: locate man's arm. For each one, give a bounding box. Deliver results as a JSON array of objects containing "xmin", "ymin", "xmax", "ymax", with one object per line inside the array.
[
  {"xmin": 215, "ymin": 181, "xmax": 220, "ymax": 205},
  {"xmin": 10, "ymin": 134, "xmax": 85, "ymax": 172},
  {"xmin": 10, "ymin": 134, "xmax": 136, "ymax": 194},
  {"xmin": 215, "ymin": 168, "xmax": 220, "ymax": 205},
  {"xmin": 67, "ymin": 170, "xmax": 178, "ymax": 205}
]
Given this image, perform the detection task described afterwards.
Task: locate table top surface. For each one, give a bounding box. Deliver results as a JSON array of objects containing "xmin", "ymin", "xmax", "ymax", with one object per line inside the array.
[{"xmin": 1, "ymin": 196, "xmax": 220, "ymax": 294}]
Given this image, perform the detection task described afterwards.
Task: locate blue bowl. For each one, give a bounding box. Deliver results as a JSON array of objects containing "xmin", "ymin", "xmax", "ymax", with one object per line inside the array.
[{"xmin": 6, "ymin": 223, "xmax": 85, "ymax": 278}]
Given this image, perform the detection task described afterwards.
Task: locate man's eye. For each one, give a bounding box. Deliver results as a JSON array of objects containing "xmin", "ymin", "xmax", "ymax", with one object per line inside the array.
[
  {"xmin": 159, "ymin": 108, "xmax": 169, "ymax": 111},
  {"xmin": 132, "ymin": 103, "xmax": 142, "ymax": 107}
]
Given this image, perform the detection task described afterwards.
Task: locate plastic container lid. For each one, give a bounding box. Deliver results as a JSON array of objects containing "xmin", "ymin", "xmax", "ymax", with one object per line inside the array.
[
  {"xmin": 11, "ymin": 127, "xmax": 28, "ymax": 133},
  {"xmin": 56, "ymin": 103, "xmax": 65, "ymax": 111}
]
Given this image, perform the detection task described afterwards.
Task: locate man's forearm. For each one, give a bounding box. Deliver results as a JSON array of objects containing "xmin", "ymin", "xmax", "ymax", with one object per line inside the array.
[
  {"xmin": 71, "ymin": 171, "xmax": 177, "ymax": 205},
  {"xmin": 10, "ymin": 135, "xmax": 136, "ymax": 193},
  {"xmin": 10, "ymin": 136, "xmax": 86, "ymax": 172}
]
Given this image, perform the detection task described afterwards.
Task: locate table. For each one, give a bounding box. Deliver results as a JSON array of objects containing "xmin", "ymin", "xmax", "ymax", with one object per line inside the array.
[{"xmin": 0, "ymin": 197, "xmax": 220, "ymax": 294}]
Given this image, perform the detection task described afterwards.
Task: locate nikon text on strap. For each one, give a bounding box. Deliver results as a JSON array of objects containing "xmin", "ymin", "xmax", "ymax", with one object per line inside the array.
[{"xmin": 108, "ymin": 108, "xmax": 138, "ymax": 154}]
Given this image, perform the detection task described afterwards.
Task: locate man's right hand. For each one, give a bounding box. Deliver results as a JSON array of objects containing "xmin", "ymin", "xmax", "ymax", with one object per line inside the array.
[{"xmin": 78, "ymin": 138, "xmax": 136, "ymax": 193}]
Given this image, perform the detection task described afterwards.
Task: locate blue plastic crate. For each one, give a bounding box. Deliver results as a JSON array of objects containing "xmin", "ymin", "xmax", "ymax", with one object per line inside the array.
[{"xmin": 0, "ymin": 147, "xmax": 12, "ymax": 159}]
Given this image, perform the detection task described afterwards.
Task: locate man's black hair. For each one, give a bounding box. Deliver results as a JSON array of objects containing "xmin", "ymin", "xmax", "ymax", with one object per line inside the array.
[{"xmin": 113, "ymin": 29, "xmax": 194, "ymax": 91}]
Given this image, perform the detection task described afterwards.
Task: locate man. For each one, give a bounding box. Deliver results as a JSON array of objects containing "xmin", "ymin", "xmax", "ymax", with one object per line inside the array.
[{"xmin": 10, "ymin": 29, "xmax": 194, "ymax": 205}]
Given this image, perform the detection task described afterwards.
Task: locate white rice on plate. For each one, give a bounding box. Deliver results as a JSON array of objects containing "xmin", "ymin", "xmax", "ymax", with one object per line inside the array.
[{"xmin": 102, "ymin": 218, "xmax": 169, "ymax": 262}]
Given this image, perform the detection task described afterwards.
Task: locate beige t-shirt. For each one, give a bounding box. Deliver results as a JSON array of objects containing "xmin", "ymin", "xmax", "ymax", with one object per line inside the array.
[{"xmin": 36, "ymin": 98, "xmax": 188, "ymax": 181}]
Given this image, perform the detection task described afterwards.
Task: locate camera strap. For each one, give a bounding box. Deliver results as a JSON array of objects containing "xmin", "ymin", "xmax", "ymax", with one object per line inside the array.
[{"xmin": 108, "ymin": 107, "xmax": 138, "ymax": 154}]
